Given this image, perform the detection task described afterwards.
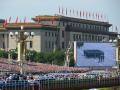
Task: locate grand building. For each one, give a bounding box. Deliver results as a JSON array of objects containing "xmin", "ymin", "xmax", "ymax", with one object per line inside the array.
[{"xmin": 0, "ymin": 15, "xmax": 117, "ymax": 52}]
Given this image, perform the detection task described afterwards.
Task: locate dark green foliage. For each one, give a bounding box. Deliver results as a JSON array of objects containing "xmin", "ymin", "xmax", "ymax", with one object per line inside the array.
[
  {"xmin": 0, "ymin": 50, "xmax": 8, "ymax": 58},
  {"xmin": 0, "ymin": 49, "xmax": 75, "ymax": 66},
  {"xmin": 69, "ymin": 52, "xmax": 75, "ymax": 67},
  {"xmin": 34, "ymin": 52, "xmax": 45, "ymax": 63},
  {"xmin": 26, "ymin": 50, "xmax": 37, "ymax": 61},
  {"xmin": 53, "ymin": 50, "xmax": 65, "ymax": 65},
  {"xmin": 9, "ymin": 49, "xmax": 17, "ymax": 60}
]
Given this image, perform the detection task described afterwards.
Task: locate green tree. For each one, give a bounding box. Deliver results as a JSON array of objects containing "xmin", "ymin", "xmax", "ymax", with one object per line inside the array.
[
  {"xmin": 9, "ymin": 49, "xmax": 17, "ymax": 59},
  {"xmin": 0, "ymin": 50, "xmax": 8, "ymax": 58},
  {"xmin": 26, "ymin": 50, "xmax": 37, "ymax": 62},
  {"xmin": 53, "ymin": 50, "xmax": 65, "ymax": 65},
  {"xmin": 34, "ymin": 52, "xmax": 45, "ymax": 63},
  {"xmin": 69, "ymin": 52, "xmax": 75, "ymax": 67}
]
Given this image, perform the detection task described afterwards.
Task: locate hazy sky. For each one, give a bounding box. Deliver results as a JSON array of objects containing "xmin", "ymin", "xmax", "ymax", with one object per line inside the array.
[{"xmin": 0, "ymin": 0, "xmax": 120, "ymax": 32}]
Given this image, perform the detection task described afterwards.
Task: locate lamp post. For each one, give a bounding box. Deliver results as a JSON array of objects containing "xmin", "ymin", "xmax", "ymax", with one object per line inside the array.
[
  {"xmin": 109, "ymin": 34, "xmax": 120, "ymax": 71},
  {"xmin": 9, "ymin": 26, "xmax": 35, "ymax": 74},
  {"xmin": 65, "ymin": 41, "xmax": 73, "ymax": 67}
]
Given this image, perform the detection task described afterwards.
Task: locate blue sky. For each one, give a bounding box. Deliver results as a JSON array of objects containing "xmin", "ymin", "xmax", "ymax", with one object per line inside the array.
[{"xmin": 0, "ymin": 0, "xmax": 120, "ymax": 32}]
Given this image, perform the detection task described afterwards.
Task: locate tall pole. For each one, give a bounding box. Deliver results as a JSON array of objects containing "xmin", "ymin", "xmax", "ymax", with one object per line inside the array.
[
  {"xmin": 17, "ymin": 26, "xmax": 26, "ymax": 75},
  {"xmin": 115, "ymin": 36, "xmax": 120, "ymax": 70},
  {"xmin": 10, "ymin": 26, "xmax": 34, "ymax": 74}
]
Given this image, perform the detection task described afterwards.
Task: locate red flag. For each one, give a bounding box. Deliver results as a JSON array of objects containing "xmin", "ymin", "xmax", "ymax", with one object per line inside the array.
[
  {"xmin": 104, "ymin": 15, "xmax": 106, "ymax": 22},
  {"xmin": 80, "ymin": 11, "xmax": 81, "ymax": 17},
  {"xmin": 96, "ymin": 13, "xmax": 98, "ymax": 20},
  {"xmin": 73, "ymin": 9, "xmax": 74, "ymax": 15},
  {"xmin": 24, "ymin": 17, "xmax": 26, "ymax": 23},
  {"xmin": 66, "ymin": 8, "xmax": 67, "ymax": 15},
  {"xmin": 116, "ymin": 26, "xmax": 118, "ymax": 32},
  {"xmin": 62, "ymin": 7, "xmax": 64, "ymax": 15},
  {"xmin": 83, "ymin": 11, "xmax": 84, "ymax": 17},
  {"xmin": 15, "ymin": 16, "xmax": 18, "ymax": 23},
  {"xmin": 3, "ymin": 19, "xmax": 7, "ymax": 27},
  {"xmin": 86, "ymin": 11, "xmax": 88, "ymax": 19},
  {"xmin": 52, "ymin": 17, "xmax": 54, "ymax": 24},
  {"xmin": 37, "ymin": 17, "xmax": 40, "ymax": 23},
  {"xmin": 98, "ymin": 14, "xmax": 99, "ymax": 20},
  {"xmin": 89, "ymin": 12, "xmax": 91, "ymax": 18},
  {"xmin": 9, "ymin": 16, "xmax": 11, "ymax": 23},
  {"xmin": 92, "ymin": 12, "xmax": 94, "ymax": 19},
  {"xmin": 112, "ymin": 25, "xmax": 113, "ymax": 32},
  {"xmin": 70, "ymin": 9, "xmax": 71, "ymax": 15},
  {"xmin": 76, "ymin": 10, "xmax": 78, "ymax": 16},
  {"xmin": 20, "ymin": 19, "xmax": 21, "ymax": 23},
  {"xmin": 100, "ymin": 14, "xmax": 103, "ymax": 21},
  {"xmin": 59, "ymin": 6, "xmax": 60, "ymax": 14}
]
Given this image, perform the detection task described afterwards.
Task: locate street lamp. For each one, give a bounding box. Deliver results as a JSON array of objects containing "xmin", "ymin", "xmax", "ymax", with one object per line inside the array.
[
  {"xmin": 9, "ymin": 25, "xmax": 35, "ymax": 74},
  {"xmin": 109, "ymin": 34, "xmax": 120, "ymax": 70}
]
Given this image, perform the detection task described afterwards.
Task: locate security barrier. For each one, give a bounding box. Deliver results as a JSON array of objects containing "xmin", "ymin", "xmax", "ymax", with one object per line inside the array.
[{"xmin": 0, "ymin": 76, "xmax": 120, "ymax": 90}]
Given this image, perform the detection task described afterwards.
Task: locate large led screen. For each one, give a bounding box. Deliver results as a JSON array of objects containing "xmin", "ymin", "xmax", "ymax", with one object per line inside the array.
[{"xmin": 74, "ymin": 42, "xmax": 116, "ymax": 67}]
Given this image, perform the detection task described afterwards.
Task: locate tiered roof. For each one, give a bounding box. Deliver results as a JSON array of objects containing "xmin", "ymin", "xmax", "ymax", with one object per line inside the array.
[
  {"xmin": 32, "ymin": 15, "xmax": 112, "ymax": 27},
  {"xmin": 0, "ymin": 22, "xmax": 57, "ymax": 31}
]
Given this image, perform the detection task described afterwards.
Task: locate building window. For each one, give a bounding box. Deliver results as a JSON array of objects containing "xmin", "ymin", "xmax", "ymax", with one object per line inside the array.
[
  {"xmin": 52, "ymin": 32, "xmax": 54, "ymax": 37},
  {"xmin": 79, "ymin": 35, "xmax": 81, "ymax": 41},
  {"xmin": 72, "ymin": 23, "xmax": 74, "ymax": 27},
  {"xmin": 45, "ymin": 32, "xmax": 47, "ymax": 36},
  {"xmin": 85, "ymin": 34, "xmax": 87, "ymax": 41},
  {"xmin": 52, "ymin": 41, "xmax": 54, "ymax": 48},
  {"xmin": 73, "ymin": 34, "xmax": 75, "ymax": 41},
  {"xmin": 88, "ymin": 34, "xmax": 91, "ymax": 41},
  {"xmin": 92, "ymin": 35, "xmax": 94, "ymax": 41},
  {"xmin": 2, "ymin": 34, "xmax": 4, "ymax": 38},
  {"xmin": 62, "ymin": 42, "xmax": 64, "ymax": 49},
  {"xmin": 3, "ymin": 42, "xmax": 5, "ymax": 49},
  {"xmin": 55, "ymin": 33, "xmax": 57, "ymax": 37},
  {"xmin": 30, "ymin": 41, "xmax": 33, "ymax": 48},
  {"xmin": 49, "ymin": 32, "xmax": 50, "ymax": 37},
  {"xmin": 58, "ymin": 22, "xmax": 60, "ymax": 26},
  {"xmin": 76, "ymin": 34, "xmax": 78, "ymax": 41},
  {"xmin": 63, "ymin": 22, "xmax": 65, "ymax": 26},
  {"xmin": 49, "ymin": 41, "xmax": 51, "ymax": 48},
  {"xmin": 80, "ymin": 24, "xmax": 83, "ymax": 29},
  {"xmin": 52, "ymin": 21, "xmax": 54, "ymax": 24},
  {"xmin": 62, "ymin": 31, "xmax": 64, "ymax": 38},
  {"xmin": 45, "ymin": 41, "xmax": 47, "ymax": 48}
]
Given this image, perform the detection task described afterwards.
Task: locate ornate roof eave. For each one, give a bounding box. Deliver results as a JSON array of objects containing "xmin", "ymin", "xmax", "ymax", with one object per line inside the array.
[
  {"xmin": 5, "ymin": 23, "xmax": 57, "ymax": 30},
  {"xmin": 0, "ymin": 19, "xmax": 5, "ymax": 23},
  {"xmin": 66, "ymin": 26, "xmax": 117, "ymax": 36},
  {"xmin": 32, "ymin": 15, "xmax": 112, "ymax": 27}
]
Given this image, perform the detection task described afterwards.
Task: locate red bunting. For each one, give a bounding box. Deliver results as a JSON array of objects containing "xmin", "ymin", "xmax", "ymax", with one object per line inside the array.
[
  {"xmin": 3, "ymin": 19, "xmax": 7, "ymax": 27},
  {"xmin": 15, "ymin": 16, "xmax": 18, "ymax": 24},
  {"xmin": 9, "ymin": 16, "xmax": 11, "ymax": 23},
  {"xmin": 24, "ymin": 17, "xmax": 26, "ymax": 23}
]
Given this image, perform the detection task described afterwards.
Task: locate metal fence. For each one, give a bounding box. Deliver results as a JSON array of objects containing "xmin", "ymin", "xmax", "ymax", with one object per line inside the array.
[{"xmin": 0, "ymin": 76, "xmax": 120, "ymax": 90}]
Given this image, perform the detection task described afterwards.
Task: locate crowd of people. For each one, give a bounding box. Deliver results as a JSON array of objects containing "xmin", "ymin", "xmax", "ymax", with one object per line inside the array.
[{"xmin": 0, "ymin": 58, "xmax": 89, "ymax": 73}]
